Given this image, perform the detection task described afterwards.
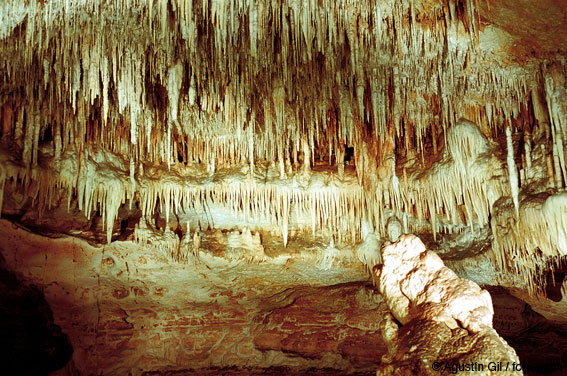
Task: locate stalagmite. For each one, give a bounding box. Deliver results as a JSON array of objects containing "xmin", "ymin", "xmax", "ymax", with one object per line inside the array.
[
  {"xmin": 375, "ymin": 235, "xmax": 521, "ymax": 375},
  {"xmin": 386, "ymin": 216, "xmax": 402, "ymax": 243}
]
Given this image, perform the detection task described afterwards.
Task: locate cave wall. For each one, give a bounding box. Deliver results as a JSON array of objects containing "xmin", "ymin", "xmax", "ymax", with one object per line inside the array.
[{"xmin": 0, "ymin": 219, "xmax": 390, "ymax": 375}]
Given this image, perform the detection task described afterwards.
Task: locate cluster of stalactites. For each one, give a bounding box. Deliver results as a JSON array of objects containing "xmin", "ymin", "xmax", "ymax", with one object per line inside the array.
[
  {"xmin": 0, "ymin": 0, "xmax": 548, "ymax": 181},
  {"xmin": 0, "ymin": 111, "xmax": 566, "ymax": 296},
  {"xmin": 0, "ymin": 118, "xmax": 518, "ymax": 247},
  {"xmin": 490, "ymin": 192, "xmax": 567, "ymax": 295},
  {"xmin": 486, "ymin": 64, "xmax": 567, "ymax": 295},
  {"xmin": 544, "ymin": 62, "xmax": 567, "ymax": 190},
  {"xmin": 1, "ymin": 1, "xmax": 566, "ymax": 294}
]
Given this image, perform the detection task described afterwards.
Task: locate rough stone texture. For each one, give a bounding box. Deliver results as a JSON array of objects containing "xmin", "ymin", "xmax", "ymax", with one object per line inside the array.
[
  {"xmin": 253, "ymin": 284, "xmax": 388, "ymax": 367},
  {"xmin": 376, "ymin": 235, "xmax": 494, "ymax": 332},
  {"xmin": 0, "ymin": 219, "xmax": 387, "ymax": 375},
  {"xmin": 0, "ymin": 1, "xmax": 566, "ymax": 374},
  {"xmin": 375, "ymin": 235, "xmax": 521, "ymax": 375},
  {"xmin": 510, "ymin": 286, "xmax": 567, "ymax": 324},
  {"xmin": 2, "ymin": 213, "xmax": 567, "ymax": 375},
  {"xmin": 489, "ymin": 287, "xmax": 567, "ymax": 376}
]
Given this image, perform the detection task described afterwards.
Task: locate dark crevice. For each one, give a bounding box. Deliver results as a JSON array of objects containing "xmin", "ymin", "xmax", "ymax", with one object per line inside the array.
[
  {"xmin": 490, "ymin": 287, "xmax": 567, "ymax": 376},
  {"xmin": 0, "ymin": 254, "xmax": 73, "ymax": 375},
  {"xmin": 544, "ymin": 261, "xmax": 567, "ymax": 302}
]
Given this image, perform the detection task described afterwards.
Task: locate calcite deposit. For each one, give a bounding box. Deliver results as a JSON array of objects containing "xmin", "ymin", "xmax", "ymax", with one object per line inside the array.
[
  {"xmin": 375, "ymin": 235, "xmax": 521, "ymax": 375},
  {"xmin": 0, "ymin": 219, "xmax": 387, "ymax": 375},
  {"xmin": 0, "ymin": 0, "xmax": 567, "ymax": 375}
]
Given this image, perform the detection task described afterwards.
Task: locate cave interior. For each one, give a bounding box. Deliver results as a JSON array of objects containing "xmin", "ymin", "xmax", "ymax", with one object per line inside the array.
[{"xmin": 1, "ymin": 0, "xmax": 567, "ymax": 375}]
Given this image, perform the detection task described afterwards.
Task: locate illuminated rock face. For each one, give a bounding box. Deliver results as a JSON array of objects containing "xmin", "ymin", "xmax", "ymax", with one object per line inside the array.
[
  {"xmin": 377, "ymin": 235, "xmax": 494, "ymax": 331},
  {"xmin": 0, "ymin": 220, "xmax": 387, "ymax": 375},
  {"xmin": 0, "ymin": 0, "xmax": 566, "ymax": 294},
  {"xmin": 0, "ymin": 0, "xmax": 567, "ymax": 375},
  {"xmin": 375, "ymin": 235, "xmax": 522, "ymax": 375}
]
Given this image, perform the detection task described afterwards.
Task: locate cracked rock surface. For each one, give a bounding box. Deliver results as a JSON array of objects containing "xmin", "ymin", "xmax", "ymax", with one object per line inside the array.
[{"xmin": 375, "ymin": 235, "xmax": 521, "ymax": 376}]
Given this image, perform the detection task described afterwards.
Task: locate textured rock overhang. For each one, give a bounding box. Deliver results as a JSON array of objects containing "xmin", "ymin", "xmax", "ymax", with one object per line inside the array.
[
  {"xmin": 375, "ymin": 235, "xmax": 521, "ymax": 375},
  {"xmin": 0, "ymin": 0, "xmax": 567, "ymax": 294}
]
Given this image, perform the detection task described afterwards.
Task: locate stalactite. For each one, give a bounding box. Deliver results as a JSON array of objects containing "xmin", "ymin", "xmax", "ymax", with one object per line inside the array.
[
  {"xmin": 524, "ymin": 132, "xmax": 532, "ymax": 181},
  {"xmin": 22, "ymin": 110, "xmax": 34, "ymax": 167},
  {"xmin": 337, "ymin": 144, "xmax": 345, "ymax": 180},
  {"xmin": 249, "ymin": 113, "xmax": 255, "ymax": 175},
  {"xmin": 302, "ymin": 136, "xmax": 311, "ymax": 174},
  {"xmin": 0, "ymin": 0, "xmax": 564, "ymax": 294},
  {"xmin": 0, "ymin": 0, "xmax": 542, "ymax": 178},
  {"xmin": 545, "ymin": 64, "xmax": 567, "ymax": 189},
  {"xmin": 552, "ymin": 142, "xmax": 562, "ymax": 189},
  {"xmin": 0, "ymin": 166, "xmax": 5, "ymax": 216},
  {"xmin": 129, "ymin": 157, "xmax": 136, "ymax": 209},
  {"xmin": 506, "ymin": 126, "xmax": 520, "ymax": 216},
  {"xmin": 491, "ymin": 191, "xmax": 567, "ymax": 295}
]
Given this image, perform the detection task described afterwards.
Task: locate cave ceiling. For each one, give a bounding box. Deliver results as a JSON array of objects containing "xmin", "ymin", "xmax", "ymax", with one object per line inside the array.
[{"xmin": 0, "ymin": 0, "xmax": 567, "ymax": 295}]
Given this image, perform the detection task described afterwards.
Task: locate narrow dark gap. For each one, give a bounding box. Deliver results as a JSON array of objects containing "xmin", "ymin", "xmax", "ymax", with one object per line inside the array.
[
  {"xmin": 545, "ymin": 262, "xmax": 567, "ymax": 302},
  {"xmin": 173, "ymin": 226, "xmax": 183, "ymax": 241},
  {"xmin": 344, "ymin": 145, "xmax": 354, "ymax": 164},
  {"xmin": 0, "ymin": 255, "xmax": 73, "ymax": 374}
]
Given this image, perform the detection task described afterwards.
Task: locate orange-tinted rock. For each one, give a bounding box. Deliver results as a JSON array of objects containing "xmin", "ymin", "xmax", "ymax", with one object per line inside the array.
[
  {"xmin": 375, "ymin": 235, "xmax": 521, "ymax": 376},
  {"xmin": 253, "ymin": 284, "xmax": 388, "ymax": 365},
  {"xmin": 0, "ymin": 220, "xmax": 387, "ymax": 374}
]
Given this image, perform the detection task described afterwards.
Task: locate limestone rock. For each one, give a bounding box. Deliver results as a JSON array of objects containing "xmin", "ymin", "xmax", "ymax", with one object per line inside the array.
[
  {"xmin": 0, "ymin": 219, "xmax": 387, "ymax": 375},
  {"xmin": 375, "ymin": 235, "xmax": 521, "ymax": 375}
]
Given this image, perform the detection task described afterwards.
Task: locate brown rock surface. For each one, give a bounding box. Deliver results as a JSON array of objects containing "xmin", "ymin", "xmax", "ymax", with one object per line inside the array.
[
  {"xmin": 0, "ymin": 219, "xmax": 387, "ymax": 375},
  {"xmin": 375, "ymin": 235, "xmax": 522, "ymax": 375},
  {"xmin": 0, "ymin": 0, "xmax": 566, "ymax": 374},
  {"xmin": 490, "ymin": 287, "xmax": 567, "ymax": 375}
]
